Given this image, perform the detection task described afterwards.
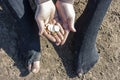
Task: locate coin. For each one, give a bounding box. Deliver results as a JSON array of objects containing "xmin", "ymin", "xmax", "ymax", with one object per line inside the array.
[
  {"xmin": 53, "ymin": 25, "xmax": 60, "ymax": 32},
  {"xmin": 48, "ymin": 24, "xmax": 54, "ymax": 32}
]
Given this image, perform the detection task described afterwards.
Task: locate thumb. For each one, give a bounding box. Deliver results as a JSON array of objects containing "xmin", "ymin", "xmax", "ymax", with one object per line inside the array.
[
  {"xmin": 36, "ymin": 19, "xmax": 45, "ymax": 35},
  {"xmin": 63, "ymin": 22, "xmax": 69, "ymax": 30},
  {"xmin": 68, "ymin": 18, "xmax": 76, "ymax": 32}
]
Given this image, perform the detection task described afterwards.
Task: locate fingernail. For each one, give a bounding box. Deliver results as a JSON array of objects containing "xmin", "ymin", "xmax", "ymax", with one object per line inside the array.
[
  {"xmin": 53, "ymin": 39, "xmax": 56, "ymax": 42},
  {"xmin": 78, "ymin": 73, "xmax": 83, "ymax": 78},
  {"xmin": 56, "ymin": 43, "xmax": 60, "ymax": 46},
  {"xmin": 32, "ymin": 69, "xmax": 37, "ymax": 73},
  {"xmin": 74, "ymin": 29, "xmax": 76, "ymax": 32},
  {"xmin": 28, "ymin": 68, "xmax": 31, "ymax": 72}
]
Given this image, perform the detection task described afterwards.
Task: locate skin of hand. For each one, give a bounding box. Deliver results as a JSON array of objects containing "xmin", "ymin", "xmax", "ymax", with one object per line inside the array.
[
  {"xmin": 35, "ymin": 0, "xmax": 64, "ymax": 45},
  {"xmin": 56, "ymin": 0, "xmax": 76, "ymax": 45},
  {"xmin": 48, "ymin": 19, "xmax": 65, "ymax": 45}
]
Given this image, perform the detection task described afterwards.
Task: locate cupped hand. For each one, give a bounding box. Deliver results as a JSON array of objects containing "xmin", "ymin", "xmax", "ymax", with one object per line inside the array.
[
  {"xmin": 56, "ymin": 0, "xmax": 76, "ymax": 45},
  {"xmin": 35, "ymin": 0, "xmax": 56, "ymax": 42},
  {"xmin": 35, "ymin": 0, "xmax": 65, "ymax": 45}
]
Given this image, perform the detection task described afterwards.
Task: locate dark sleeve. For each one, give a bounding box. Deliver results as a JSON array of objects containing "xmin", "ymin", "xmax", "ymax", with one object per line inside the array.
[
  {"xmin": 35, "ymin": 0, "xmax": 50, "ymax": 5},
  {"xmin": 59, "ymin": 0, "xmax": 74, "ymax": 4}
]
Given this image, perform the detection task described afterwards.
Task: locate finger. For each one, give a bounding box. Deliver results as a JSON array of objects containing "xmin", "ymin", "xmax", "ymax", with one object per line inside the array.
[
  {"xmin": 32, "ymin": 61, "xmax": 40, "ymax": 73},
  {"xmin": 43, "ymin": 31, "xmax": 56, "ymax": 42},
  {"xmin": 68, "ymin": 18, "xmax": 76, "ymax": 32},
  {"xmin": 28, "ymin": 64, "xmax": 32, "ymax": 72},
  {"xmin": 35, "ymin": 18, "xmax": 45, "ymax": 35},
  {"xmin": 56, "ymin": 31, "xmax": 64, "ymax": 41},
  {"xmin": 53, "ymin": 34, "xmax": 61, "ymax": 46},
  {"xmin": 61, "ymin": 30, "xmax": 70, "ymax": 45},
  {"xmin": 51, "ymin": 19, "xmax": 56, "ymax": 24},
  {"xmin": 63, "ymin": 23, "xmax": 69, "ymax": 30}
]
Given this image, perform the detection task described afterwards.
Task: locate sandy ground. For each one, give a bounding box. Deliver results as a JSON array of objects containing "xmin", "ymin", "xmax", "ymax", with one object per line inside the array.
[{"xmin": 0, "ymin": 0, "xmax": 120, "ymax": 80}]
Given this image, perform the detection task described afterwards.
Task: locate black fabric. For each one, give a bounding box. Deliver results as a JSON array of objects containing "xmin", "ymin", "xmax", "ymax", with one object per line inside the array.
[
  {"xmin": 4, "ymin": 0, "xmax": 41, "ymax": 66},
  {"xmin": 74, "ymin": 0, "xmax": 112, "ymax": 74}
]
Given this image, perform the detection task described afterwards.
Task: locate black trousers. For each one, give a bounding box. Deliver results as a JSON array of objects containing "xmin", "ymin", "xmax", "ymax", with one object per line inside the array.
[
  {"xmin": 4, "ymin": 0, "xmax": 41, "ymax": 66},
  {"xmin": 3, "ymin": 0, "xmax": 112, "ymax": 74},
  {"xmin": 75, "ymin": 0, "xmax": 112, "ymax": 74}
]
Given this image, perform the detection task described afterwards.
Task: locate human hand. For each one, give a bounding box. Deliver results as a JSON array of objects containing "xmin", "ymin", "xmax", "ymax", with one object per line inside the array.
[
  {"xmin": 35, "ymin": 0, "xmax": 65, "ymax": 45},
  {"xmin": 56, "ymin": 0, "xmax": 76, "ymax": 45},
  {"xmin": 35, "ymin": 0, "xmax": 57, "ymax": 42}
]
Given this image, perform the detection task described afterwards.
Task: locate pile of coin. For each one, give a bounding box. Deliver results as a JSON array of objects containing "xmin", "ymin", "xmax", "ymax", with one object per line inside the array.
[{"xmin": 45, "ymin": 24, "xmax": 60, "ymax": 35}]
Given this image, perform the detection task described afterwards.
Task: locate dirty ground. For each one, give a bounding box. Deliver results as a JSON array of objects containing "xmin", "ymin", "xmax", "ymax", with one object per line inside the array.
[{"xmin": 0, "ymin": 0, "xmax": 120, "ymax": 80}]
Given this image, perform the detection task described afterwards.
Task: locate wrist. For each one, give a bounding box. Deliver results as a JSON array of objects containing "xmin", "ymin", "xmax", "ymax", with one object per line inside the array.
[
  {"xmin": 58, "ymin": 0, "xmax": 74, "ymax": 4},
  {"xmin": 35, "ymin": 0, "xmax": 51, "ymax": 5}
]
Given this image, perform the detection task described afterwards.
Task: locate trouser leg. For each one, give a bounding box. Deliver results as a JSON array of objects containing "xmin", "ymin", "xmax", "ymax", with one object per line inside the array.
[
  {"xmin": 75, "ymin": 0, "xmax": 112, "ymax": 74},
  {"xmin": 4, "ymin": 0, "xmax": 41, "ymax": 65}
]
